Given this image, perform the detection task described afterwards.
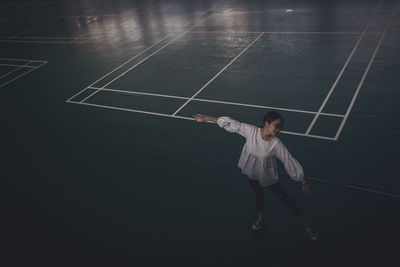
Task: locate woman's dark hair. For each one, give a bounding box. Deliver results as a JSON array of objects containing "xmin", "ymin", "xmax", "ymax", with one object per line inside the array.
[{"xmin": 262, "ymin": 111, "xmax": 284, "ymax": 128}]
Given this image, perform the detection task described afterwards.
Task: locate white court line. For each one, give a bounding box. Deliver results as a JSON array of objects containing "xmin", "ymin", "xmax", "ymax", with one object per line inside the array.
[
  {"xmin": 0, "ymin": 63, "xmax": 36, "ymax": 68},
  {"xmin": 281, "ymin": 131, "xmax": 336, "ymax": 140},
  {"xmin": 70, "ymin": 40, "xmax": 90, "ymax": 44},
  {"xmin": 189, "ymin": 30, "xmax": 381, "ymax": 35},
  {"xmin": 172, "ymin": 32, "xmax": 265, "ymax": 116},
  {"xmin": 89, "ymin": 86, "xmax": 189, "ymax": 100},
  {"xmin": 0, "ymin": 36, "xmax": 88, "ymax": 39},
  {"xmin": 305, "ymin": 0, "xmax": 384, "ymax": 136},
  {"xmin": 177, "ymin": 0, "xmax": 227, "ymax": 29},
  {"xmin": 277, "ymin": 171, "xmax": 400, "ymax": 198},
  {"xmin": 0, "ymin": 67, "xmax": 40, "ymax": 88},
  {"xmin": 0, "ymin": 61, "xmax": 32, "ymax": 80},
  {"xmin": 64, "ymin": 0, "xmax": 185, "ymax": 99},
  {"xmin": 0, "ymin": 67, "xmax": 24, "ymax": 80},
  {"xmin": 0, "ymin": 40, "xmax": 85, "ymax": 44},
  {"xmin": 69, "ymin": 33, "xmax": 90, "ymax": 44},
  {"xmin": 143, "ymin": 146, "xmax": 399, "ymax": 197},
  {"xmin": 67, "ymin": 2, "xmax": 224, "ymax": 99},
  {"xmin": 67, "ymin": 99, "xmax": 335, "ymax": 140},
  {"xmin": 78, "ymin": 0, "xmax": 226, "ymax": 104},
  {"xmin": 64, "ymin": 15, "xmax": 119, "ymax": 18},
  {"xmin": 0, "ymin": 58, "xmax": 46, "ymax": 63},
  {"xmin": 67, "ymin": 100, "xmax": 194, "ymax": 121},
  {"xmin": 0, "ymin": 60, "xmax": 47, "ymax": 88},
  {"xmin": 192, "ymin": 97, "xmax": 344, "ymax": 118},
  {"xmin": 66, "ymin": 36, "xmax": 170, "ymax": 102},
  {"xmin": 4, "ymin": 16, "xmax": 62, "ymax": 41},
  {"xmin": 79, "ymin": 35, "xmax": 180, "ymax": 102},
  {"xmin": 80, "ymin": 34, "xmax": 194, "ymax": 102},
  {"xmin": 305, "ymin": 175, "xmax": 400, "ymax": 198},
  {"xmin": 89, "ymin": 86, "xmax": 344, "ymax": 117},
  {"xmin": 0, "ymin": 32, "xmax": 380, "ymax": 42},
  {"xmin": 3, "ymin": 0, "xmax": 100, "ymax": 42},
  {"xmin": 68, "ymin": 36, "xmax": 170, "ymax": 101},
  {"xmin": 36, "ymin": 61, "xmax": 48, "ymax": 68},
  {"xmin": 65, "ymin": 0, "xmax": 211, "ymax": 46},
  {"xmin": 335, "ymin": 0, "xmax": 400, "ymax": 140}
]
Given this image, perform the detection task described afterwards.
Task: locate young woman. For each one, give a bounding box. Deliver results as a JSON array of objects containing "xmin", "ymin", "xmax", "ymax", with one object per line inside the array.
[{"xmin": 193, "ymin": 111, "xmax": 318, "ymax": 242}]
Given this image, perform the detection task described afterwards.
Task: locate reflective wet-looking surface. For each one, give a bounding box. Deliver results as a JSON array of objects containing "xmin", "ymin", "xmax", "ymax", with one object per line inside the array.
[{"xmin": 1, "ymin": 0, "xmax": 400, "ymax": 266}]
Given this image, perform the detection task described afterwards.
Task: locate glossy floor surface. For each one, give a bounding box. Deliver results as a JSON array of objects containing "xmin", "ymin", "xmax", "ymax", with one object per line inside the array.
[{"xmin": 1, "ymin": 0, "xmax": 400, "ymax": 266}]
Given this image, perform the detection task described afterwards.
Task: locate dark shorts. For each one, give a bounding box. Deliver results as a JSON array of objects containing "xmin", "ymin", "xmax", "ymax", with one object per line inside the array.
[
  {"xmin": 246, "ymin": 177, "xmax": 303, "ymax": 217},
  {"xmin": 246, "ymin": 178, "xmax": 286, "ymax": 199}
]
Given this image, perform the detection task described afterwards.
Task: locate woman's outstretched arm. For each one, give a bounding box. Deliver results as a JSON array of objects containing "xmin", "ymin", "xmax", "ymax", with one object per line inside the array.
[
  {"xmin": 193, "ymin": 115, "xmax": 253, "ymax": 138},
  {"xmin": 193, "ymin": 114, "xmax": 217, "ymax": 123}
]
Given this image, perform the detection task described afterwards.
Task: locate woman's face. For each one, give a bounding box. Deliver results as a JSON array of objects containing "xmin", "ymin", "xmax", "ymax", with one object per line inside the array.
[{"xmin": 264, "ymin": 119, "xmax": 283, "ymax": 137}]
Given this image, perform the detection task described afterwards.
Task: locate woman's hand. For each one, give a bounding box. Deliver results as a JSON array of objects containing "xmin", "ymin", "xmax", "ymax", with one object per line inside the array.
[
  {"xmin": 302, "ymin": 181, "xmax": 310, "ymax": 195},
  {"xmin": 193, "ymin": 114, "xmax": 217, "ymax": 123}
]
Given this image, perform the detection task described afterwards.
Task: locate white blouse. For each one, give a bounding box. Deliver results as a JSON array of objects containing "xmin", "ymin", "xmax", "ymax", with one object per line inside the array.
[{"xmin": 217, "ymin": 117, "xmax": 304, "ymax": 187}]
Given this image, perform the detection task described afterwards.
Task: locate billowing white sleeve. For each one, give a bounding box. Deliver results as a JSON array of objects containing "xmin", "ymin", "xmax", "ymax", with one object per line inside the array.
[
  {"xmin": 273, "ymin": 140, "xmax": 304, "ymax": 182},
  {"xmin": 216, "ymin": 117, "xmax": 252, "ymax": 138}
]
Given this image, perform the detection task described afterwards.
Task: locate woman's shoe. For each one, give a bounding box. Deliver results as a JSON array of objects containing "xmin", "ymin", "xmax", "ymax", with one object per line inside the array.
[
  {"xmin": 251, "ymin": 216, "xmax": 264, "ymax": 231},
  {"xmin": 305, "ymin": 223, "xmax": 318, "ymax": 242}
]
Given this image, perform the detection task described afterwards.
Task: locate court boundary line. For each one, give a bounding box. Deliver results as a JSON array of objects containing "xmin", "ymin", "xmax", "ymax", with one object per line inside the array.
[
  {"xmin": 189, "ymin": 30, "xmax": 382, "ymax": 35},
  {"xmin": 0, "ymin": 67, "xmax": 24, "ymax": 80},
  {"xmin": 87, "ymin": 86, "xmax": 344, "ymax": 118},
  {"xmin": 66, "ymin": 0, "xmax": 384, "ymax": 141},
  {"xmin": 0, "ymin": 66, "xmax": 47, "ymax": 88},
  {"xmin": 0, "ymin": 63, "xmax": 36, "ymax": 68},
  {"xmin": 0, "ymin": 0, "xmax": 122, "ymax": 43},
  {"xmin": 139, "ymin": 143, "xmax": 400, "ymax": 197},
  {"xmin": 0, "ymin": 31, "xmax": 380, "ymax": 44},
  {"xmin": 172, "ymin": 32, "xmax": 265, "ymax": 116},
  {"xmin": 276, "ymin": 171, "xmax": 400, "ymax": 198},
  {"xmin": 4, "ymin": 16, "xmax": 62, "ymax": 42},
  {"xmin": 305, "ymin": 0, "xmax": 384, "ymax": 136},
  {"xmin": 305, "ymin": 175, "xmax": 400, "ymax": 198},
  {"xmin": 0, "ymin": 30, "xmax": 381, "ymax": 44},
  {"xmin": 0, "ymin": 0, "xmax": 383, "ymax": 44},
  {"xmin": 335, "ymin": 0, "xmax": 400, "ymax": 140},
  {"xmin": 0, "ymin": 58, "xmax": 47, "ymax": 62},
  {"xmin": 0, "ymin": 0, "xmax": 197, "ymax": 45},
  {"xmin": 0, "ymin": 13, "xmax": 104, "ymax": 44},
  {"xmin": 0, "ymin": 0, "xmax": 165, "ymax": 44},
  {"xmin": 0, "ymin": 36, "xmax": 89, "ymax": 39},
  {"xmin": 75, "ymin": 0, "xmax": 226, "ymax": 104},
  {"xmin": 78, "ymin": 33, "xmax": 191, "ymax": 103},
  {"xmin": 66, "ymin": 36, "xmax": 171, "ymax": 102},
  {"xmin": 0, "ymin": 40, "xmax": 87, "ymax": 44},
  {"xmin": 67, "ymin": 99, "xmax": 336, "ymax": 140},
  {"xmin": 66, "ymin": 28, "xmax": 352, "ymax": 140},
  {"xmin": 0, "ymin": 61, "xmax": 32, "ymax": 80},
  {"xmin": 79, "ymin": 32, "xmax": 193, "ymax": 103},
  {"xmin": 0, "ymin": 58, "xmax": 47, "ymax": 88}
]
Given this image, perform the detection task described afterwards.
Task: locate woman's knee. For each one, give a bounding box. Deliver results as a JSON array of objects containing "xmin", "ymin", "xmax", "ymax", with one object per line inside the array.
[
  {"xmin": 254, "ymin": 190, "xmax": 264, "ymax": 199},
  {"xmin": 268, "ymin": 182, "xmax": 286, "ymax": 199}
]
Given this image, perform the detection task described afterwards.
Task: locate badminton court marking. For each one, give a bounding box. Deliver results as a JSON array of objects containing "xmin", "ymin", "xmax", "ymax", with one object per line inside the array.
[
  {"xmin": 335, "ymin": 0, "xmax": 400, "ymax": 140},
  {"xmin": 308, "ymin": 0, "xmax": 399, "ymax": 140},
  {"xmin": 66, "ymin": 28, "xmax": 364, "ymax": 141},
  {"xmin": 67, "ymin": 30, "xmax": 346, "ymax": 141},
  {"xmin": 0, "ymin": 58, "xmax": 48, "ymax": 88},
  {"xmin": 67, "ymin": 0, "xmax": 397, "ymax": 141},
  {"xmin": 67, "ymin": 28, "xmax": 376, "ymax": 141},
  {"xmin": 0, "ymin": 15, "xmax": 100, "ymax": 44},
  {"xmin": 0, "ymin": 0, "xmax": 205, "ymax": 44},
  {"xmin": 66, "ymin": 0, "xmax": 227, "ymax": 103}
]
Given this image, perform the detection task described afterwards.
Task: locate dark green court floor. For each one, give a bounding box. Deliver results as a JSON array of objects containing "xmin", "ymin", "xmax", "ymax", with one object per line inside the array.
[{"xmin": 1, "ymin": 0, "xmax": 400, "ymax": 266}]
